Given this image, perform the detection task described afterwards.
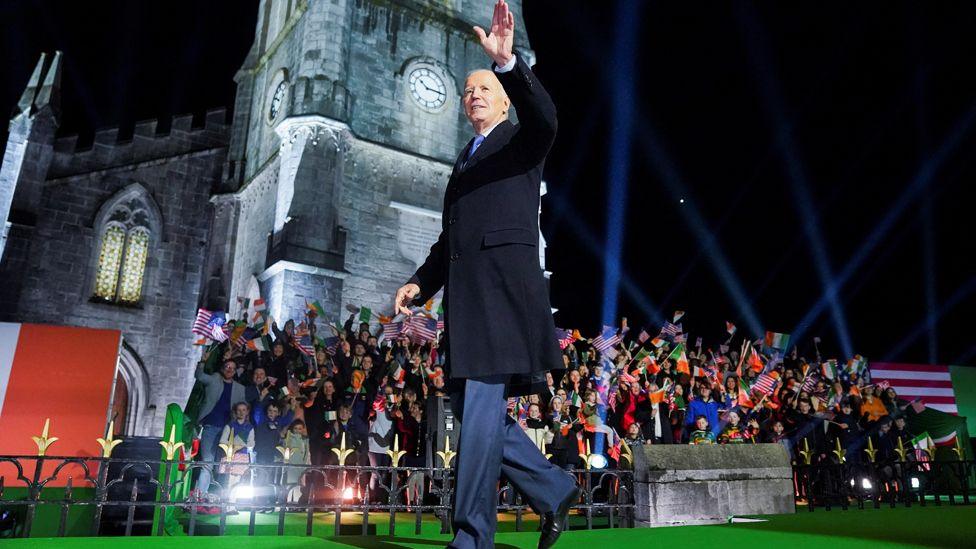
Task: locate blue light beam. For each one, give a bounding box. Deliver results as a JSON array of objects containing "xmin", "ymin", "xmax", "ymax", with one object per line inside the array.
[
  {"xmin": 792, "ymin": 101, "xmax": 976, "ymax": 344},
  {"xmin": 736, "ymin": 3, "xmax": 854, "ymax": 356},
  {"xmin": 600, "ymin": 0, "xmax": 641, "ymax": 326},
  {"xmin": 883, "ymin": 275, "xmax": 976, "ymax": 362},
  {"xmin": 633, "ymin": 118, "xmax": 765, "ymax": 339}
]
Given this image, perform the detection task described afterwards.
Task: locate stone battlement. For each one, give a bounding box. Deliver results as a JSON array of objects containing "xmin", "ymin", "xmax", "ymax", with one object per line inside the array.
[{"xmin": 47, "ymin": 108, "xmax": 231, "ymax": 179}]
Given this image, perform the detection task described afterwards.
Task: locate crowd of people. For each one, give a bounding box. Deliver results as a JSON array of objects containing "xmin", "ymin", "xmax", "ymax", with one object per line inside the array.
[{"xmin": 186, "ymin": 305, "xmax": 920, "ymax": 505}]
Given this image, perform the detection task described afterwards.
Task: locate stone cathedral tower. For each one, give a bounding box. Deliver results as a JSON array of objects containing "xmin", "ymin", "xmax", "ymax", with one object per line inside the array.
[
  {"xmin": 0, "ymin": 0, "xmax": 550, "ymax": 435},
  {"xmin": 203, "ymin": 0, "xmax": 539, "ymax": 325}
]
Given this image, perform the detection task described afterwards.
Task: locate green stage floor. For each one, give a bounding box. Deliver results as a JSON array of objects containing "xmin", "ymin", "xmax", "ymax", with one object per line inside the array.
[{"xmin": 7, "ymin": 505, "xmax": 975, "ymax": 548}]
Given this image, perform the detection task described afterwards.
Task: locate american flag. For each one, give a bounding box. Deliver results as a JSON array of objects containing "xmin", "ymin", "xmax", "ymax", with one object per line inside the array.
[
  {"xmin": 637, "ymin": 329, "xmax": 650, "ymax": 344},
  {"xmin": 870, "ymin": 363, "xmax": 958, "ymax": 414},
  {"xmin": 193, "ymin": 308, "xmax": 217, "ymax": 337},
  {"xmin": 192, "ymin": 309, "xmax": 229, "ymax": 342},
  {"xmin": 437, "ymin": 319, "xmax": 445, "ymax": 331},
  {"xmin": 381, "ymin": 321, "xmax": 402, "ymax": 339},
  {"xmin": 752, "ymin": 372, "xmax": 779, "ymax": 395},
  {"xmin": 293, "ymin": 321, "xmax": 315, "ymax": 356},
  {"xmin": 555, "ymin": 327, "xmax": 576, "ymax": 349},
  {"xmin": 800, "ymin": 373, "xmax": 818, "ymax": 394},
  {"xmin": 212, "ymin": 321, "xmax": 229, "ymax": 342},
  {"xmin": 295, "ymin": 336, "xmax": 315, "ymax": 356},
  {"xmin": 701, "ymin": 363, "xmax": 721, "ymax": 385},
  {"xmin": 405, "ymin": 315, "xmax": 438, "ymax": 343},
  {"xmin": 660, "ymin": 322, "xmax": 682, "ymax": 338},
  {"xmin": 319, "ymin": 335, "xmax": 340, "ymax": 356},
  {"xmin": 591, "ymin": 325, "xmax": 620, "ymax": 353}
]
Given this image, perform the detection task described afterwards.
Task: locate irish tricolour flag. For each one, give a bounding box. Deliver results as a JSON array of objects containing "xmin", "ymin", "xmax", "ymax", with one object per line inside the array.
[{"xmin": 764, "ymin": 331, "xmax": 791, "ymax": 350}]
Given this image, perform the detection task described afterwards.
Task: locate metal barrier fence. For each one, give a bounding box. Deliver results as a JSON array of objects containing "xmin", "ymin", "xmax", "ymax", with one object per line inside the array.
[
  {"xmin": 4, "ymin": 452, "xmax": 972, "ymax": 538},
  {"xmin": 793, "ymin": 458, "xmax": 975, "ymax": 510},
  {"xmin": 0, "ymin": 454, "xmax": 635, "ymax": 538}
]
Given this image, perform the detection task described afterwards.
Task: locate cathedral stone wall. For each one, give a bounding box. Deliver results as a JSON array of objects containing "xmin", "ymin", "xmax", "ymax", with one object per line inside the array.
[
  {"xmin": 1, "ymin": 0, "xmax": 538, "ymax": 437},
  {"xmin": 222, "ymin": 0, "xmax": 535, "ymax": 327},
  {"xmin": 230, "ymin": 161, "xmax": 278, "ymax": 314},
  {"xmin": 336, "ymin": 138, "xmax": 451, "ymax": 321},
  {"xmin": 0, "ymin": 112, "xmax": 229, "ymax": 434}
]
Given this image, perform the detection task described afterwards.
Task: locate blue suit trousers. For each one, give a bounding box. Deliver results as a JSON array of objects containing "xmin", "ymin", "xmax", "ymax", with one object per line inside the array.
[{"xmin": 447, "ymin": 374, "xmax": 577, "ymax": 549}]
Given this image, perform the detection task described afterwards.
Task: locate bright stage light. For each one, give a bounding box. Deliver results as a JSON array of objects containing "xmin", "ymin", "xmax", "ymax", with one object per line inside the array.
[
  {"xmin": 342, "ymin": 487, "xmax": 354, "ymax": 500},
  {"xmin": 911, "ymin": 477, "xmax": 920, "ymax": 489},
  {"xmin": 231, "ymin": 485, "xmax": 255, "ymax": 501},
  {"xmin": 589, "ymin": 454, "xmax": 608, "ymax": 469},
  {"xmin": 679, "ymin": 198, "xmax": 685, "ymax": 204},
  {"xmin": 861, "ymin": 478, "xmax": 873, "ymax": 490}
]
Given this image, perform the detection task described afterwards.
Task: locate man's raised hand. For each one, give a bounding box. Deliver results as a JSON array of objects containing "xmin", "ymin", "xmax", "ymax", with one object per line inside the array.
[
  {"xmin": 473, "ymin": 0, "xmax": 515, "ymax": 67},
  {"xmin": 394, "ymin": 283, "xmax": 420, "ymax": 316}
]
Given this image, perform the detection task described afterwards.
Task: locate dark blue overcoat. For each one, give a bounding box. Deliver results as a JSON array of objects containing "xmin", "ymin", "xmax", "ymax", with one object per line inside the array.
[{"xmin": 408, "ymin": 54, "xmax": 563, "ymax": 396}]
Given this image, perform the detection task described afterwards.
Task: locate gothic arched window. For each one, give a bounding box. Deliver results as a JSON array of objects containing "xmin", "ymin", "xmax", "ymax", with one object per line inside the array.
[
  {"xmin": 91, "ymin": 184, "xmax": 161, "ymax": 306},
  {"xmin": 93, "ymin": 224, "xmax": 125, "ymax": 300}
]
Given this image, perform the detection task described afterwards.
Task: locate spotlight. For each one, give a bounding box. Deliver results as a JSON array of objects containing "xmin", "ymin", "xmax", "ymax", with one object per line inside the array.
[
  {"xmin": 342, "ymin": 487, "xmax": 354, "ymax": 500},
  {"xmin": 231, "ymin": 485, "xmax": 255, "ymax": 501},
  {"xmin": 589, "ymin": 454, "xmax": 608, "ymax": 469},
  {"xmin": 861, "ymin": 478, "xmax": 873, "ymax": 490},
  {"xmin": 911, "ymin": 477, "xmax": 920, "ymax": 489},
  {"xmin": 679, "ymin": 198, "xmax": 685, "ymax": 204}
]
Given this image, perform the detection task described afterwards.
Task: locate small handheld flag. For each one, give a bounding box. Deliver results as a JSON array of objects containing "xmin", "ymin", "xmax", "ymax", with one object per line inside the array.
[{"xmin": 764, "ymin": 331, "xmax": 791, "ymax": 351}]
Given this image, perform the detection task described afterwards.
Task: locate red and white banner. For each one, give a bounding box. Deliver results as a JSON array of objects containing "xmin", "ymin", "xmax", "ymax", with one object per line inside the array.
[
  {"xmin": 0, "ymin": 323, "xmax": 121, "ymax": 484},
  {"xmin": 870, "ymin": 362, "xmax": 957, "ymax": 414}
]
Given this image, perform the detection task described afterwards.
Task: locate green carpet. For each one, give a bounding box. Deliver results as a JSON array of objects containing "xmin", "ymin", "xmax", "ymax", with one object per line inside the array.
[{"xmin": 7, "ymin": 506, "xmax": 974, "ymax": 548}]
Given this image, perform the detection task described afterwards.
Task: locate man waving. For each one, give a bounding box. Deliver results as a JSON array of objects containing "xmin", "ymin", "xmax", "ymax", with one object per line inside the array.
[{"xmin": 393, "ymin": 1, "xmax": 578, "ymax": 547}]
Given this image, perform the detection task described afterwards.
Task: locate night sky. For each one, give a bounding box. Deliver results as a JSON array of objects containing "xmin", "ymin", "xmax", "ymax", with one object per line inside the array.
[{"xmin": 1, "ymin": 1, "xmax": 974, "ymax": 366}]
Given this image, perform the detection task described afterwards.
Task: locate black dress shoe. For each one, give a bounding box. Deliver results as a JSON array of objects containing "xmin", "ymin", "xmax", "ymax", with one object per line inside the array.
[{"xmin": 538, "ymin": 485, "xmax": 581, "ymax": 549}]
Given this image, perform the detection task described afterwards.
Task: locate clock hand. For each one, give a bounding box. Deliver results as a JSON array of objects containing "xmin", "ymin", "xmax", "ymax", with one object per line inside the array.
[{"xmin": 419, "ymin": 80, "xmax": 446, "ymax": 97}]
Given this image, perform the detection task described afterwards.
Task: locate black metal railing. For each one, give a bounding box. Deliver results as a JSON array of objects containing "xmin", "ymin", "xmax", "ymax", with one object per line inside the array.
[
  {"xmin": 0, "ymin": 454, "xmax": 635, "ymax": 538},
  {"xmin": 792, "ymin": 458, "xmax": 975, "ymax": 510}
]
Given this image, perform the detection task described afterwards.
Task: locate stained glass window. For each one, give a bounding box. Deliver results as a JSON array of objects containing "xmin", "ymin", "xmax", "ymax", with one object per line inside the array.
[
  {"xmin": 118, "ymin": 228, "xmax": 149, "ymax": 304},
  {"xmin": 94, "ymin": 224, "xmax": 125, "ymax": 300}
]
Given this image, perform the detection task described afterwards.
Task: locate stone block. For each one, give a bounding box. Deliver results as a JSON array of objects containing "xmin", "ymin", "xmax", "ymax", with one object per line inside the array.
[{"xmin": 633, "ymin": 444, "xmax": 795, "ymax": 527}]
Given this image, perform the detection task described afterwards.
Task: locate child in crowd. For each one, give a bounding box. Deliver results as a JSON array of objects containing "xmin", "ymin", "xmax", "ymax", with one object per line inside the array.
[
  {"xmin": 220, "ymin": 401, "xmax": 255, "ymax": 493},
  {"xmin": 717, "ymin": 410, "xmax": 759, "ymax": 444},
  {"xmin": 282, "ymin": 419, "xmax": 310, "ymax": 503},
  {"xmin": 689, "ymin": 415, "xmax": 716, "ymax": 445}
]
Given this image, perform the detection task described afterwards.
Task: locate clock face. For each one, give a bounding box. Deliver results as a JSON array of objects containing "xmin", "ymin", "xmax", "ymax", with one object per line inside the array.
[
  {"xmin": 269, "ymin": 80, "xmax": 287, "ymax": 121},
  {"xmin": 408, "ymin": 66, "xmax": 447, "ymax": 111}
]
